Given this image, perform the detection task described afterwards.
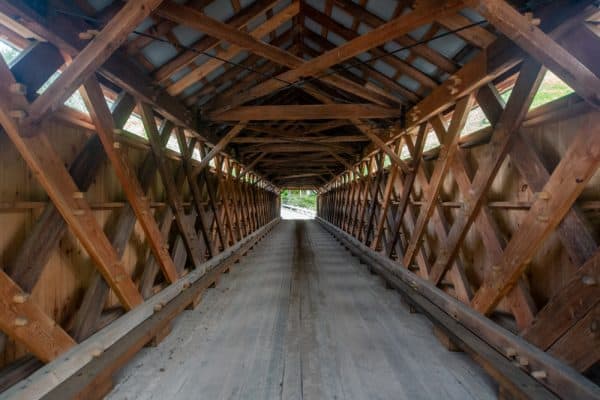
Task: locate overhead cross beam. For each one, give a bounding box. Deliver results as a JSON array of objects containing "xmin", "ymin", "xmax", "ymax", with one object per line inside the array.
[
  {"xmin": 207, "ymin": 0, "xmax": 470, "ymax": 113},
  {"xmin": 157, "ymin": 0, "xmax": 399, "ymax": 107},
  {"xmin": 167, "ymin": 1, "xmax": 300, "ymax": 95},
  {"xmin": 209, "ymin": 104, "xmax": 400, "ymax": 121},
  {"xmin": 153, "ymin": 0, "xmax": 280, "ymax": 83}
]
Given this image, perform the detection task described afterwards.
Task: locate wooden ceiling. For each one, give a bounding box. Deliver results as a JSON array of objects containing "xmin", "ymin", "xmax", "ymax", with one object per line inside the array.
[
  {"xmin": 3, "ymin": 0, "xmax": 591, "ymax": 189},
  {"xmin": 14, "ymin": 0, "xmax": 507, "ymax": 189}
]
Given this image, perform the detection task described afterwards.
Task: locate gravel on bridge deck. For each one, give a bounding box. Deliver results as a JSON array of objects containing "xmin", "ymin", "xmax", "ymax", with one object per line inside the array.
[{"xmin": 108, "ymin": 220, "xmax": 496, "ymax": 400}]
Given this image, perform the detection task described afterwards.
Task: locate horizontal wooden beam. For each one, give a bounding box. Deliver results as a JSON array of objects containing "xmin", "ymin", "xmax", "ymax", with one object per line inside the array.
[
  {"xmin": 243, "ymin": 143, "xmax": 354, "ymax": 154},
  {"xmin": 209, "ymin": 104, "xmax": 400, "ymax": 121},
  {"xmin": 231, "ymin": 135, "xmax": 369, "ymax": 143}
]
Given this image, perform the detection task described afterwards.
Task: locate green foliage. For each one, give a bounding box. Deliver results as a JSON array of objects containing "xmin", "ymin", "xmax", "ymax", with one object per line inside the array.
[
  {"xmin": 281, "ymin": 189, "xmax": 317, "ymax": 210},
  {"xmin": 0, "ymin": 40, "xmax": 20, "ymax": 64}
]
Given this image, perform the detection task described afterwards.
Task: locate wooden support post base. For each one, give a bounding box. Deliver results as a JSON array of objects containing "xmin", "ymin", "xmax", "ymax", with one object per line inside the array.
[
  {"xmin": 186, "ymin": 289, "xmax": 205, "ymax": 310},
  {"xmin": 146, "ymin": 323, "xmax": 173, "ymax": 347},
  {"xmin": 432, "ymin": 326, "xmax": 462, "ymax": 352},
  {"xmin": 73, "ymin": 375, "xmax": 114, "ymax": 400}
]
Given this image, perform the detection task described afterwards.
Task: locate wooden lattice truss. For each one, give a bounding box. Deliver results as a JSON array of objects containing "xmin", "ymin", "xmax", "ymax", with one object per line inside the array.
[{"xmin": 0, "ymin": 0, "xmax": 596, "ymax": 397}]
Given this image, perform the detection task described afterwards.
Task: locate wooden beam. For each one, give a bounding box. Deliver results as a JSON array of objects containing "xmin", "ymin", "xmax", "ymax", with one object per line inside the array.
[
  {"xmin": 523, "ymin": 249, "xmax": 599, "ymax": 352},
  {"xmin": 402, "ymin": 94, "xmax": 475, "ymax": 267},
  {"xmin": 386, "ymin": 123, "xmax": 427, "ymax": 255},
  {"xmin": 245, "ymin": 143, "xmax": 352, "ymax": 154},
  {"xmin": 153, "ymin": 0, "xmax": 279, "ymax": 83},
  {"xmin": 81, "ymin": 77, "xmax": 179, "ymax": 283},
  {"xmin": 210, "ymin": 104, "xmax": 400, "ymax": 121},
  {"xmin": 157, "ymin": 1, "xmax": 397, "ymax": 107},
  {"xmin": 239, "ymin": 152, "xmax": 266, "ymax": 177},
  {"xmin": 209, "ymin": 0, "xmax": 470, "ymax": 112},
  {"xmin": 353, "ymin": 122, "xmax": 411, "ymax": 173},
  {"xmin": 231, "ymin": 135, "xmax": 368, "ymax": 143},
  {"xmin": 140, "ymin": 103, "xmax": 207, "ymax": 268},
  {"xmin": 332, "ymin": 0, "xmax": 458, "ymax": 74},
  {"xmin": 301, "ymin": 30, "xmax": 422, "ymax": 104},
  {"xmin": 71, "ymin": 120, "xmax": 175, "ymax": 342},
  {"xmin": 1, "ymin": 220, "xmax": 278, "ymax": 400},
  {"xmin": 302, "ymin": 3, "xmax": 438, "ymax": 90},
  {"xmin": 428, "ymin": 60, "xmax": 545, "ymax": 285},
  {"xmin": 471, "ymin": 111, "xmax": 600, "ymax": 314},
  {"xmin": 0, "ymin": 1, "xmax": 203, "ymax": 140},
  {"xmin": 0, "ymin": 59, "xmax": 143, "ymax": 310},
  {"xmin": 25, "ymin": 0, "xmax": 164, "ymax": 125},
  {"xmin": 194, "ymin": 124, "xmax": 245, "ymax": 173},
  {"xmin": 474, "ymin": 0, "xmax": 600, "ymax": 110},
  {"xmin": 175, "ymin": 129, "xmax": 217, "ymax": 257},
  {"xmin": 0, "ymin": 270, "xmax": 75, "ymax": 363},
  {"xmin": 167, "ymin": 1, "xmax": 300, "ymax": 95}
]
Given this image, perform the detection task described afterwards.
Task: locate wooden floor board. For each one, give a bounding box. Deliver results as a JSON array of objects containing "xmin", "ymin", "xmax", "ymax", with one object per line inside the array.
[{"xmin": 108, "ymin": 220, "xmax": 496, "ymax": 399}]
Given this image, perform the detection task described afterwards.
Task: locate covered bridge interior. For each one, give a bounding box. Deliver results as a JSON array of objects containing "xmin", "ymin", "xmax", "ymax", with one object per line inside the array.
[{"xmin": 0, "ymin": 0, "xmax": 598, "ymax": 398}]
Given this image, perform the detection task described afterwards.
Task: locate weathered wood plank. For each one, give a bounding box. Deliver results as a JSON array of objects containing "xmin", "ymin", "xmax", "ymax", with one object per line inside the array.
[
  {"xmin": 0, "ymin": 58, "xmax": 143, "ymax": 310},
  {"xmin": 0, "ymin": 271, "xmax": 75, "ymax": 364},
  {"xmin": 472, "ymin": 111, "xmax": 600, "ymax": 313},
  {"xmin": 81, "ymin": 77, "xmax": 179, "ymax": 283}
]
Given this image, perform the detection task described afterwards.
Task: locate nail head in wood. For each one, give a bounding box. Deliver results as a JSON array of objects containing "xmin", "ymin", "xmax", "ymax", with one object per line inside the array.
[
  {"xmin": 12, "ymin": 293, "xmax": 28, "ymax": 304},
  {"xmin": 582, "ymin": 276, "xmax": 597, "ymax": 286},
  {"xmin": 531, "ymin": 370, "xmax": 547, "ymax": 380},
  {"xmin": 153, "ymin": 303, "xmax": 163, "ymax": 313},
  {"xmin": 9, "ymin": 110, "xmax": 27, "ymax": 120},
  {"xmin": 91, "ymin": 348, "xmax": 103, "ymax": 358},
  {"xmin": 14, "ymin": 317, "xmax": 28, "ymax": 327},
  {"xmin": 518, "ymin": 356, "xmax": 529, "ymax": 367},
  {"xmin": 505, "ymin": 347, "xmax": 517, "ymax": 358},
  {"xmin": 9, "ymin": 83, "xmax": 27, "ymax": 95}
]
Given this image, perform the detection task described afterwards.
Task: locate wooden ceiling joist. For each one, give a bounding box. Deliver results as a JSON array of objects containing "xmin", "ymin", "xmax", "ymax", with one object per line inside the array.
[
  {"xmin": 209, "ymin": 104, "xmax": 400, "ymax": 121},
  {"xmin": 209, "ymin": 0, "xmax": 470, "ymax": 113},
  {"xmin": 157, "ymin": 1, "xmax": 398, "ymax": 107}
]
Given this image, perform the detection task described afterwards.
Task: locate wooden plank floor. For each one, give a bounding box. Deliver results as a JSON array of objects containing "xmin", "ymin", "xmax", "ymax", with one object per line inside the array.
[{"xmin": 108, "ymin": 220, "xmax": 496, "ymax": 399}]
